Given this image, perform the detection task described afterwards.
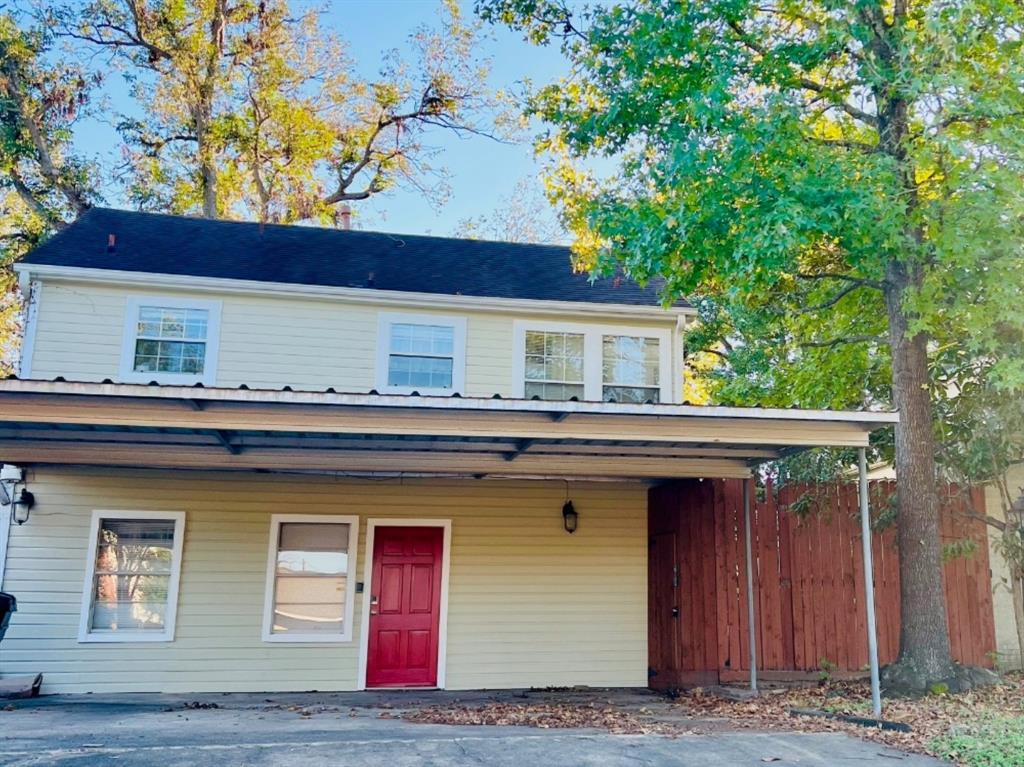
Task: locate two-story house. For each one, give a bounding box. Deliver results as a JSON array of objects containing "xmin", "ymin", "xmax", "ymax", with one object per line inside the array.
[{"xmin": 0, "ymin": 208, "xmax": 895, "ymax": 695}]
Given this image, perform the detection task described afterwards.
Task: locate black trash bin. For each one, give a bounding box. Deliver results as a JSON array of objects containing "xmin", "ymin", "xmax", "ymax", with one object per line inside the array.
[{"xmin": 0, "ymin": 592, "xmax": 16, "ymax": 643}]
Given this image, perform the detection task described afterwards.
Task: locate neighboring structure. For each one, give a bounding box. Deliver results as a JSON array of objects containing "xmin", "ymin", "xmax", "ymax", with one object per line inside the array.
[
  {"xmin": 850, "ymin": 459, "xmax": 1020, "ymax": 672},
  {"xmin": 986, "ymin": 464, "xmax": 1024, "ymax": 670},
  {"xmin": 0, "ymin": 208, "xmax": 897, "ymax": 695}
]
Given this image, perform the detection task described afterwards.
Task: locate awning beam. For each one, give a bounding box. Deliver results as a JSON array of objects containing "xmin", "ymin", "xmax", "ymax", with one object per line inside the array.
[{"xmin": 211, "ymin": 429, "xmax": 240, "ymax": 455}]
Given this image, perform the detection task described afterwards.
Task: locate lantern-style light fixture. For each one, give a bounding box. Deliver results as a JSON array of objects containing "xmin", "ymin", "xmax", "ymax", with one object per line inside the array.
[
  {"xmin": 562, "ymin": 500, "xmax": 579, "ymax": 534},
  {"xmin": 1, "ymin": 465, "xmax": 35, "ymax": 525}
]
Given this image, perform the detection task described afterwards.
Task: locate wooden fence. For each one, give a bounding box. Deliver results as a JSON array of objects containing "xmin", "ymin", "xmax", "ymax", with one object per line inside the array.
[{"xmin": 648, "ymin": 479, "xmax": 996, "ymax": 688}]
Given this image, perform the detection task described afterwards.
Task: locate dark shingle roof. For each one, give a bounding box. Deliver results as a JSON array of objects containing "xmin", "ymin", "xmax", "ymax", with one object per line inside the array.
[{"xmin": 23, "ymin": 207, "xmax": 680, "ymax": 308}]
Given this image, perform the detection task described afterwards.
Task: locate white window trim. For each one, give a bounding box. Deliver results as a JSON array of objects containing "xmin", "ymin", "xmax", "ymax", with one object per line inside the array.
[
  {"xmin": 357, "ymin": 518, "xmax": 452, "ymax": 690},
  {"xmin": 512, "ymin": 320, "xmax": 675, "ymax": 403},
  {"xmin": 118, "ymin": 295, "xmax": 222, "ymax": 386},
  {"xmin": 376, "ymin": 312, "xmax": 467, "ymax": 396},
  {"xmin": 262, "ymin": 514, "xmax": 359, "ymax": 643},
  {"xmin": 78, "ymin": 510, "xmax": 186, "ymax": 644}
]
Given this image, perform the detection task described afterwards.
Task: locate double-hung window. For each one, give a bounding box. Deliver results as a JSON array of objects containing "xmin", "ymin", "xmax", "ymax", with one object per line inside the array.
[
  {"xmin": 515, "ymin": 321, "xmax": 672, "ymax": 403},
  {"xmin": 602, "ymin": 335, "xmax": 661, "ymax": 403},
  {"xmin": 120, "ymin": 296, "xmax": 221, "ymax": 385},
  {"xmin": 79, "ymin": 511, "xmax": 185, "ymax": 643},
  {"xmin": 378, "ymin": 313, "xmax": 466, "ymax": 395},
  {"xmin": 524, "ymin": 330, "xmax": 585, "ymax": 401},
  {"xmin": 262, "ymin": 515, "xmax": 358, "ymax": 642}
]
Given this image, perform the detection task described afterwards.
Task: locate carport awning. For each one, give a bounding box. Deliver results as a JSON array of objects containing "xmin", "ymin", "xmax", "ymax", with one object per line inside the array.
[{"xmin": 0, "ymin": 380, "xmax": 898, "ymax": 481}]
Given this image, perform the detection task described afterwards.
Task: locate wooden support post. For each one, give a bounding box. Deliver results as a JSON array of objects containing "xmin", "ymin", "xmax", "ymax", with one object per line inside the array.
[
  {"xmin": 743, "ymin": 478, "xmax": 758, "ymax": 693},
  {"xmin": 858, "ymin": 448, "xmax": 882, "ymax": 717}
]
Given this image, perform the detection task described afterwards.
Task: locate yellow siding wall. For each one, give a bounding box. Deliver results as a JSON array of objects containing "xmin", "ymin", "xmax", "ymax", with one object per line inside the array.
[
  {"xmin": 27, "ymin": 281, "xmax": 677, "ymax": 399},
  {"xmin": 0, "ymin": 467, "xmax": 648, "ymax": 694},
  {"xmin": 985, "ymin": 464, "xmax": 1024, "ymax": 670}
]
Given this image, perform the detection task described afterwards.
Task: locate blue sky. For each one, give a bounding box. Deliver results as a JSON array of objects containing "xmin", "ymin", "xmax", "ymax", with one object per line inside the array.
[{"xmin": 64, "ymin": 0, "xmax": 572, "ymax": 236}]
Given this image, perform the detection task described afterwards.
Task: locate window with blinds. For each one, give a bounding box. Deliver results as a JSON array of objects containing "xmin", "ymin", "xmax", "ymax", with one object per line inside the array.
[
  {"xmin": 263, "ymin": 516, "xmax": 358, "ymax": 642},
  {"xmin": 79, "ymin": 512, "xmax": 185, "ymax": 642}
]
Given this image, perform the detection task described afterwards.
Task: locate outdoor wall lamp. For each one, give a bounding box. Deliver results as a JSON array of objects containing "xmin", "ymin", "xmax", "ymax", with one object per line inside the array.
[
  {"xmin": 562, "ymin": 500, "xmax": 579, "ymax": 534},
  {"xmin": 1, "ymin": 465, "xmax": 35, "ymax": 525}
]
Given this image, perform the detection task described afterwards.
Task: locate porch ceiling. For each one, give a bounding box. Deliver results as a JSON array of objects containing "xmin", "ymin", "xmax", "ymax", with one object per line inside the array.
[{"xmin": 0, "ymin": 380, "xmax": 898, "ymax": 481}]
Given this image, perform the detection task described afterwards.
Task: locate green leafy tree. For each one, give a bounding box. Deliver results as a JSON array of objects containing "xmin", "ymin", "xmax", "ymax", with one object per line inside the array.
[
  {"xmin": 0, "ymin": 11, "xmax": 96, "ymax": 236},
  {"xmin": 481, "ymin": 0, "xmax": 1024, "ymax": 692},
  {"xmin": 0, "ymin": 10, "xmax": 99, "ymax": 373},
  {"xmin": 59, "ymin": 0, "xmax": 497, "ymax": 221}
]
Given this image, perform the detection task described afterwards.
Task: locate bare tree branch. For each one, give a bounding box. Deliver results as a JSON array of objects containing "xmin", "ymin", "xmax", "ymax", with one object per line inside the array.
[
  {"xmin": 726, "ymin": 19, "xmax": 879, "ymax": 127},
  {"xmin": 797, "ymin": 280, "xmax": 874, "ymax": 314},
  {"xmin": 7, "ymin": 168, "xmax": 66, "ymax": 227},
  {"xmin": 806, "ymin": 136, "xmax": 879, "ymax": 153},
  {"xmin": 1, "ymin": 53, "xmax": 90, "ymax": 215},
  {"xmin": 795, "ymin": 272, "xmax": 885, "ymax": 289},
  {"xmin": 800, "ymin": 334, "xmax": 886, "ymax": 349}
]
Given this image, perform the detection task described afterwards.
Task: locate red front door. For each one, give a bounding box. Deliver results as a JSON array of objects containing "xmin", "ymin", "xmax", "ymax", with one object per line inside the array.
[{"xmin": 366, "ymin": 526, "xmax": 444, "ymax": 688}]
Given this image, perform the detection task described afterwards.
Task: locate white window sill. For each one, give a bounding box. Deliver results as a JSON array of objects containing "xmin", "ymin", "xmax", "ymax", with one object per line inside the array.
[
  {"xmin": 262, "ymin": 633, "xmax": 353, "ymax": 644},
  {"xmin": 78, "ymin": 632, "xmax": 175, "ymax": 643},
  {"xmin": 379, "ymin": 386, "xmax": 459, "ymax": 397},
  {"xmin": 118, "ymin": 372, "xmax": 212, "ymax": 386}
]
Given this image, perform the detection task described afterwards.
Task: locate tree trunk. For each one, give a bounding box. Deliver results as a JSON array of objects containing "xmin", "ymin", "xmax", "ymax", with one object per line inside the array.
[
  {"xmin": 200, "ymin": 156, "xmax": 217, "ymax": 217},
  {"xmin": 196, "ymin": 0, "xmax": 227, "ymax": 219},
  {"xmin": 881, "ymin": 261, "xmax": 956, "ymax": 693},
  {"xmin": 1012, "ymin": 570, "xmax": 1024, "ymax": 669}
]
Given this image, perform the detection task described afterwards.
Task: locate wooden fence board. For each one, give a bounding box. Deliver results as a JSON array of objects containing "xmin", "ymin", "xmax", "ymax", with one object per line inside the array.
[{"xmin": 649, "ymin": 478, "xmax": 998, "ymax": 686}]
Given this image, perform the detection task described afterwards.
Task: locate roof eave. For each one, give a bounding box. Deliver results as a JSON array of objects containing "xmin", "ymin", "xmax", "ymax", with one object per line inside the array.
[{"xmin": 14, "ymin": 263, "xmax": 696, "ymax": 319}]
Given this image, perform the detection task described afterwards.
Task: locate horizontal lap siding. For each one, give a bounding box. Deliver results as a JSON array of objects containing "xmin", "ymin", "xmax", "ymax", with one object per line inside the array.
[
  {"xmin": 0, "ymin": 467, "xmax": 647, "ymax": 693},
  {"xmin": 28, "ymin": 282, "xmax": 675, "ymax": 399}
]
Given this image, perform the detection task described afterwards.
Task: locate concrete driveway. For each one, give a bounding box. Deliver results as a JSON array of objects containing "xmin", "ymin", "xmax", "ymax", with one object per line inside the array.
[{"xmin": 0, "ymin": 690, "xmax": 944, "ymax": 766}]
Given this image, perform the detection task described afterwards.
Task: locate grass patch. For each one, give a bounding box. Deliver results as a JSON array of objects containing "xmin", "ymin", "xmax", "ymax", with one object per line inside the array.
[{"xmin": 931, "ymin": 715, "xmax": 1024, "ymax": 767}]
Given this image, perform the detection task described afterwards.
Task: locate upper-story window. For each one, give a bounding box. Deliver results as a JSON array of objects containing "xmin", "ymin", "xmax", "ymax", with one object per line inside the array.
[
  {"xmin": 524, "ymin": 330, "xmax": 585, "ymax": 401},
  {"xmin": 119, "ymin": 296, "xmax": 222, "ymax": 386},
  {"xmin": 602, "ymin": 335, "xmax": 661, "ymax": 403},
  {"xmin": 515, "ymin": 321, "xmax": 673, "ymax": 403},
  {"xmin": 377, "ymin": 312, "xmax": 466, "ymax": 395}
]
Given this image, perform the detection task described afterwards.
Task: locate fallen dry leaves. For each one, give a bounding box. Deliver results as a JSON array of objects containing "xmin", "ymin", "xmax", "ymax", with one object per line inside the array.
[
  {"xmin": 404, "ymin": 701, "xmax": 690, "ymax": 736},
  {"xmin": 400, "ymin": 673, "xmax": 1023, "ymax": 765},
  {"xmin": 680, "ymin": 672, "xmax": 1024, "ymax": 761}
]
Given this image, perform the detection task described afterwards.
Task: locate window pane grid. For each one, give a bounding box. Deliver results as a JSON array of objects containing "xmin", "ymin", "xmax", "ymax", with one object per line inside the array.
[
  {"xmin": 137, "ymin": 308, "xmax": 209, "ymax": 340},
  {"xmin": 133, "ymin": 306, "xmax": 209, "ymax": 375},
  {"xmin": 524, "ymin": 331, "xmax": 585, "ymax": 400},
  {"xmin": 389, "ymin": 323, "xmax": 454, "ymax": 356},
  {"xmin": 602, "ymin": 335, "xmax": 660, "ymax": 387},
  {"xmin": 88, "ymin": 517, "xmax": 178, "ymax": 635},
  {"xmin": 603, "ymin": 385, "xmax": 661, "ymax": 404}
]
